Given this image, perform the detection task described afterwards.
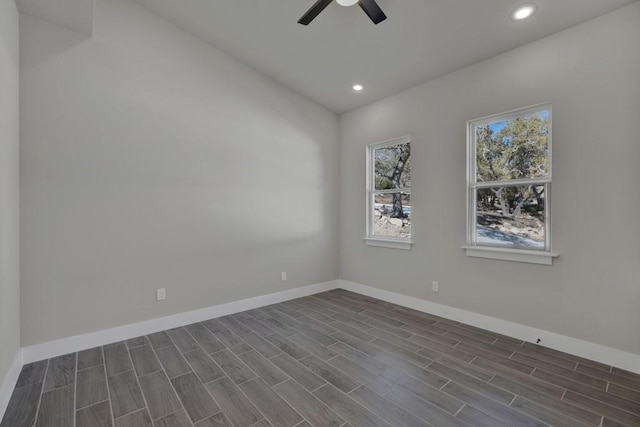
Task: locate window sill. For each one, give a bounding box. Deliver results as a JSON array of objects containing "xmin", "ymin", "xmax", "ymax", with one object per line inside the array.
[
  {"xmin": 364, "ymin": 237, "xmax": 413, "ymax": 250},
  {"xmin": 462, "ymin": 245, "xmax": 558, "ymax": 265}
]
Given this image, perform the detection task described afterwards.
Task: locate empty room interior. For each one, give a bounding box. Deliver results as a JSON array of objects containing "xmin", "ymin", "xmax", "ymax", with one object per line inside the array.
[{"xmin": 1, "ymin": 0, "xmax": 639, "ymax": 426}]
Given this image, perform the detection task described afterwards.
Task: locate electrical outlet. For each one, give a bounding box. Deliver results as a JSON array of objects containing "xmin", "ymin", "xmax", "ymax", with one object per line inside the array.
[
  {"xmin": 156, "ymin": 288, "xmax": 166, "ymax": 301},
  {"xmin": 432, "ymin": 281, "xmax": 439, "ymax": 292},
  {"xmin": 281, "ymin": 272, "xmax": 287, "ymax": 282}
]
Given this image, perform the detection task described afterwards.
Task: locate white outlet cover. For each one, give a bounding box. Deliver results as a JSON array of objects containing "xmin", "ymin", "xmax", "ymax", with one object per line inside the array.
[
  {"xmin": 281, "ymin": 272, "xmax": 287, "ymax": 281},
  {"xmin": 157, "ymin": 288, "xmax": 166, "ymax": 301},
  {"xmin": 432, "ymin": 281, "xmax": 439, "ymax": 292}
]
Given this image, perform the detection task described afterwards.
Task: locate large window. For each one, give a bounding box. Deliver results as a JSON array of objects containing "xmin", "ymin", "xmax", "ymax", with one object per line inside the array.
[
  {"xmin": 465, "ymin": 104, "xmax": 557, "ymax": 264},
  {"xmin": 365, "ymin": 136, "xmax": 412, "ymax": 250}
]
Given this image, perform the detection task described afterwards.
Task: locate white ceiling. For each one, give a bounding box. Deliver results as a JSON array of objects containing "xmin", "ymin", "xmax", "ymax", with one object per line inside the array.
[{"xmin": 19, "ymin": 0, "xmax": 638, "ymax": 113}]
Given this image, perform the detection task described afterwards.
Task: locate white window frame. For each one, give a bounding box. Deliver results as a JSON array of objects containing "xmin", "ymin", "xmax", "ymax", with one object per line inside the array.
[
  {"xmin": 463, "ymin": 103, "xmax": 558, "ymax": 265},
  {"xmin": 364, "ymin": 136, "xmax": 413, "ymax": 250}
]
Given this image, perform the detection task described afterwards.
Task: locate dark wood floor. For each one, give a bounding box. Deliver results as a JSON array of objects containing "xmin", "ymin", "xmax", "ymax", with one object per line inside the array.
[{"xmin": 2, "ymin": 290, "xmax": 640, "ymax": 427}]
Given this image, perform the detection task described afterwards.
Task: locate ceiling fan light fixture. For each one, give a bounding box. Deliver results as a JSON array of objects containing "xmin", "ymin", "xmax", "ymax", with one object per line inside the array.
[
  {"xmin": 337, "ymin": 0, "xmax": 359, "ymax": 6},
  {"xmin": 352, "ymin": 84, "xmax": 364, "ymax": 91},
  {"xmin": 512, "ymin": 4, "xmax": 536, "ymax": 20}
]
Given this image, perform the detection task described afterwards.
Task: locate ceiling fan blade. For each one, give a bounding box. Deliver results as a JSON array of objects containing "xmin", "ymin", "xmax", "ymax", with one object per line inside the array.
[
  {"xmin": 358, "ymin": 0, "xmax": 387, "ymax": 24},
  {"xmin": 298, "ymin": 0, "xmax": 333, "ymax": 25}
]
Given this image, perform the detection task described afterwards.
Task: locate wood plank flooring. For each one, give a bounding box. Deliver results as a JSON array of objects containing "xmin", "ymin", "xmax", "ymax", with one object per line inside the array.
[{"xmin": 2, "ymin": 289, "xmax": 640, "ymax": 426}]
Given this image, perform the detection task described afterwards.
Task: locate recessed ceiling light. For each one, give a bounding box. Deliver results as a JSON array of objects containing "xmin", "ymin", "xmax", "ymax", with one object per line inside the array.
[
  {"xmin": 512, "ymin": 4, "xmax": 536, "ymax": 21},
  {"xmin": 337, "ymin": 0, "xmax": 359, "ymax": 6},
  {"xmin": 352, "ymin": 84, "xmax": 364, "ymax": 91}
]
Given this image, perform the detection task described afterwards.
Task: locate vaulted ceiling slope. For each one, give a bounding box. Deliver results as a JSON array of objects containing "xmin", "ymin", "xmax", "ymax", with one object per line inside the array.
[
  {"xmin": 16, "ymin": 0, "xmax": 637, "ymax": 113},
  {"xmin": 16, "ymin": 0, "xmax": 94, "ymax": 35}
]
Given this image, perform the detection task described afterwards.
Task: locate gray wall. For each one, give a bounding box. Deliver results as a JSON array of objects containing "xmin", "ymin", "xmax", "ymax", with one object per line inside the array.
[
  {"xmin": 0, "ymin": 0, "xmax": 20, "ymax": 383},
  {"xmin": 339, "ymin": 3, "xmax": 640, "ymax": 355},
  {"xmin": 20, "ymin": 0, "xmax": 339, "ymax": 346}
]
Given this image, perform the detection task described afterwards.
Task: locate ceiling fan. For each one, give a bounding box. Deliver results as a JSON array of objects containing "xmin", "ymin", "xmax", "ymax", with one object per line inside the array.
[{"xmin": 298, "ymin": 0, "xmax": 387, "ymax": 25}]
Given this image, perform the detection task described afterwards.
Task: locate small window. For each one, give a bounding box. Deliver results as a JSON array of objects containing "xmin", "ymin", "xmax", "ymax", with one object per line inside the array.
[
  {"xmin": 465, "ymin": 104, "xmax": 558, "ymax": 264},
  {"xmin": 365, "ymin": 136, "xmax": 412, "ymax": 250}
]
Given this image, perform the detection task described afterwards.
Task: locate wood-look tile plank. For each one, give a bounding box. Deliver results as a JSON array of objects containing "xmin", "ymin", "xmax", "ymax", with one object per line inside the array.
[
  {"xmin": 264, "ymin": 333, "xmax": 310, "ymax": 359},
  {"xmin": 238, "ymin": 350, "xmax": 288, "ymax": 386},
  {"xmin": 239, "ymin": 378, "xmax": 303, "ymax": 427},
  {"xmin": 328, "ymin": 355, "xmax": 395, "ymax": 395},
  {"xmin": 270, "ymin": 353, "xmax": 326, "ymax": 391},
  {"xmin": 214, "ymin": 330, "xmax": 253, "ymax": 354},
  {"xmin": 387, "ymin": 376, "xmax": 464, "ymax": 415},
  {"xmin": 367, "ymin": 327, "xmax": 423, "ymax": 352},
  {"xmin": 299, "ymin": 354, "xmax": 360, "ymax": 393},
  {"xmin": 206, "ymin": 377, "xmax": 263, "ymax": 427},
  {"xmin": 385, "ymin": 386, "xmax": 470, "ymax": 427},
  {"xmin": 107, "ymin": 370, "xmax": 146, "ymax": 418},
  {"xmin": 43, "ymin": 353, "xmax": 76, "ymax": 392},
  {"xmin": 201, "ymin": 318, "xmax": 227, "ymax": 334},
  {"xmin": 113, "ymin": 409, "xmax": 152, "ymax": 427},
  {"xmin": 288, "ymin": 332, "xmax": 338, "ymax": 360},
  {"xmin": 330, "ymin": 321, "xmax": 376, "ymax": 342},
  {"xmin": 77, "ymin": 348, "xmax": 104, "ymax": 371},
  {"xmin": 147, "ymin": 331, "xmax": 174, "ymax": 350},
  {"xmin": 576, "ymin": 364, "xmax": 640, "ymax": 392},
  {"xmin": 274, "ymin": 379, "xmax": 344, "ymax": 426},
  {"xmin": 349, "ymin": 385, "xmax": 430, "ymax": 427},
  {"xmin": 403, "ymin": 323, "xmax": 461, "ymax": 346},
  {"xmin": 166, "ymin": 327, "xmax": 200, "ymax": 353},
  {"xmin": 563, "ymin": 390, "xmax": 640, "ymax": 426},
  {"xmin": 154, "ymin": 409, "xmax": 192, "ymax": 427},
  {"xmin": 372, "ymin": 337, "xmax": 432, "ymax": 367},
  {"xmin": 268, "ymin": 308, "xmax": 301, "ymax": 326},
  {"xmin": 104, "ymin": 343, "xmax": 133, "ymax": 377},
  {"xmin": 456, "ymin": 404, "xmax": 512, "ymax": 427},
  {"xmin": 0, "ymin": 382, "xmax": 42, "ymax": 427},
  {"xmin": 209, "ymin": 349, "xmax": 257, "ymax": 384},
  {"xmin": 491, "ymin": 374, "xmax": 601, "ymax": 425},
  {"xmin": 183, "ymin": 349, "xmax": 225, "ymax": 384},
  {"xmin": 138, "ymin": 370, "xmax": 182, "ymax": 420},
  {"xmin": 76, "ymin": 365, "xmax": 108, "ymax": 409},
  {"xmin": 186, "ymin": 323, "xmax": 227, "ymax": 354},
  {"xmin": 76, "ymin": 401, "xmax": 112, "ymax": 427},
  {"xmin": 471, "ymin": 354, "xmax": 535, "ymax": 376},
  {"xmin": 293, "ymin": 323, "xmax": 338, "ymax": 346},
  {"xmin": 129, "ymin": 344, "xmax": 162, "ymax": 377},
  {"xmin": 441, "ymin": 382, "xmax": 545, "ymax": 427},
  {"xmin": 312, "ymin": 383, "xmax": 392, "ymax": 427},
  {"xmin": 365, "ymin": 317, "xmax": 414, "ymax": 339},
  {"xmin": 195, "ymin": 412, "xmax": 234, "ymax": 426},
  {"xmin": 240, "ymin": 332, "xmax": 283, "ymax": 358},
  {"xmin": 239, "ymin": 316, "xmax": 276, "ymax": 336},
  {"xmin": 514, "ymin": 352, "xmax": 607, "ymax": 390},
  {"xmin": 125, "ymin": 336, "xmax": 148, "ymax": 348},
  {"xmin": 262, "ymin": 318, "xmax": 298, "ymax": 337},
  {"xmin": 510, "ymin": 396, "xmax": 592, "ymax": 427},
  {"xmin": 156, "ymin": 345, "xmax": 193, "ymax": 379},
  {"xmin": 489, "ymin": 372, "xmax": 564, "ymax": 401},
  {"xmin": 15, "ymin": 360, "xmax": 48, "ymax": 387},
  {"xmin": 428, "ymin": 362, "xmax": 514, "ymax": 405},
  {"xmin": 36, "ymin": 384, "xmax": 74, "ymax": 427},
  {"xmin": 271, "ymin": 304, "xmax": 305, "ymax": 321},
  {"xmin": 608, "ymin": 383, "xmax": 640, "ymax": 403},
  {"xmin": 218, "ymin": 315, "xmax": 252, "ymax": 335},
  {"xmin": 171, "ymin": 372, "xmax": 220, "ymax": 423}
]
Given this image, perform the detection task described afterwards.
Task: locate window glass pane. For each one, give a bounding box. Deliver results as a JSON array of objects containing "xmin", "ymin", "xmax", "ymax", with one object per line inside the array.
[
  {"xmin": 375, "ymin": 143, "xmax": 411, "ymax": 190},
  {"xmin": 476, "ymin": 186, "xmax": 545, "ymax": 249},
  {"xmin": 475, "ymin": 111, "xmax": 549, "ymax": 182},
  {"xmin": 374, "ymin": 193, "xmax": 411, "ymax": 238}
]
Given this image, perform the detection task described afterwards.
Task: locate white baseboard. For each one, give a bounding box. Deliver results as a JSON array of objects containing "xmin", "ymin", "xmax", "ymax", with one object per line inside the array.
[
  {"xmin": 0, "ymin": 350, "xmax": 23, "ymax": 421},
  {"xmin": 22, "ymin": 281, "xmax": 337, "ymax": 364},
  {"xmin": 336, "ymin": 280, "xmax": 640, "ymax": 374},
  {"xmin": 17, "ymin": 278, "xmax": 640, "ymax": 374}
]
